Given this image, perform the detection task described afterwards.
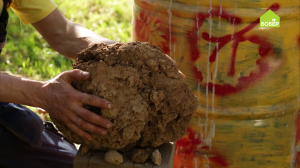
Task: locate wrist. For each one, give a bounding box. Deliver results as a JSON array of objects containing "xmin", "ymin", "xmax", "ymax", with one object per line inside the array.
[
  {"xmin": 30, "ymin": 80, "xmax": 47, "ymax": 108},
  {"xmin": 0, "ymin": 73, "xmax": 46, "ymax": 107}
]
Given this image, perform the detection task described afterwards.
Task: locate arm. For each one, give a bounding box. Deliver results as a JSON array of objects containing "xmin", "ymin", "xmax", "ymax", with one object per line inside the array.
[
  {"xmin": 31, "ymin": 8, "xmax": 115, "ymax": 59},
  {"xmin": 0, "ymin": 70, "xmax": 113, "ymax": 140},
  {"xmin": 4, "ymin": 7, "xmax": 182, "ymax": 141},
  {"xmin": 1, "ymin": 8, "xmax": 114, "ymax": 137},
  {"xmin": 8, "ymin": 8, "xmax": 115, "ymax": 140},
  {"xmin": 0, "ymin": 73, "xmax": 44, "ymax": 107}
]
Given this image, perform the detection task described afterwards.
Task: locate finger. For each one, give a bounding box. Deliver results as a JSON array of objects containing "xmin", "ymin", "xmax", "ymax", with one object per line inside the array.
[
  {"xmin": 65, "ymin": 118, "xmax": 93, "ymax": 140},
  {"xmin": 178, "ymin": 70, "xmax": 186, "ymax": 79},
  {"xmin": 36, "ymin": 107, "xmax": 48, "ymax": 114},
  {"xmin": 75, "ymin": 106, "xmax": 112, "ymax": 129},
  {"xmin": 70, "ymin": 113, "xmax": 108, "ymax": 135},
  {"xmin": 60, "ymin": 69, "xmax": 90, "ymax": 83},
  {"xmin": 78, "ymin": 93, "xmax": 112, "ymax": 109}
]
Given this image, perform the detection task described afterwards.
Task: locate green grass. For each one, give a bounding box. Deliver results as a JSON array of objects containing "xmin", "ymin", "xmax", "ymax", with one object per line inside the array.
[{"xmin": 0, "ymin": 0, "xmax": 132, "ymax": 80}]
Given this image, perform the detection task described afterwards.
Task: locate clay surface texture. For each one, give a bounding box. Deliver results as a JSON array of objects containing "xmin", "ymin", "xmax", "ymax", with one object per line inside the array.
[
  {"xmin": 52, "ymin": 42, "xmax": 197, "ymax": 151},
  {"xmin": 130, "ymin": 148, "xmax": 153, "ymax": 163}
]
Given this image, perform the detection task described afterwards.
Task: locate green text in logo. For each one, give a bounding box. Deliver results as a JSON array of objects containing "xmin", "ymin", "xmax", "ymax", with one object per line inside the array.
[{"xmin": 260, "ymin": 10, "xmax": 280, "ymax": 27}]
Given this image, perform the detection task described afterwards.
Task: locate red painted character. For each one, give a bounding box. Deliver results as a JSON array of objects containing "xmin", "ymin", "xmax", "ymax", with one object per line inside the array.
[
  {"xmin": 134, "ymin": 2, "xmax": 289, "ymax": 168},
  {"xmin": 190, "ymin": 3, "xmax": 280, "ymax": 96},
  {"xmin": 174, "ymin": 127, "xmax": 229, "ymax": 168},
  {"xmin": 294, "ymin": 35, "xmax": 300, "ymax": 168},
  {"xmin": 175, "ymin": 3, "xmax": 282, "ymax": 167}
]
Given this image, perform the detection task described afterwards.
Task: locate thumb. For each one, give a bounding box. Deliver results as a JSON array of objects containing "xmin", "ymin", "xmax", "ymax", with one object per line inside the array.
[{"xmin": 60, "ymin": 69, "xmax": 90, "ymax": 83}]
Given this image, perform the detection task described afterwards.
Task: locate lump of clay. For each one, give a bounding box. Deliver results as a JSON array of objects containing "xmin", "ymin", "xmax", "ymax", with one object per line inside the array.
[
  {"xmin": 104, "ymin": 150, "xmax": 123, "ymax": 165},
  {"xmin": 52, "ymin": 41, "xmax": 197, "ymax": 150},
  {"xmin": 151, "ymin": 149, "xmax": 161, "ymax": 166},
  {"xmin": 130, "ymin": 148, "xmax": 153, "ymax": 163}
]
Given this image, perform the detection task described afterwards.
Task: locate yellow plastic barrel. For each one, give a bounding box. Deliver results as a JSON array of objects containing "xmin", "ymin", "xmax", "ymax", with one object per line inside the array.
[{"xmin": 132, "ymin": 0, "xmax": 300, "ymax": 167}]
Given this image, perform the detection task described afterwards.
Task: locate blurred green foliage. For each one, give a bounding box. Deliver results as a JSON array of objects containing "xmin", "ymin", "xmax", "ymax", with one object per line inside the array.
[{"xmin": 0, "ymin": 0, "xmax": 132, "ymax": 80}]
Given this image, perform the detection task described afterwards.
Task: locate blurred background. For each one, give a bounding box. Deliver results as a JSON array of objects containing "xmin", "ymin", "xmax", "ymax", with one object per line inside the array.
[{"xmin": 0, "ymin": 0, "xmax": 132, "ymax": 80}]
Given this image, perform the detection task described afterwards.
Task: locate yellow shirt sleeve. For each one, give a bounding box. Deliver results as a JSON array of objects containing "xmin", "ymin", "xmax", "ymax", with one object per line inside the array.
[
  {"xmin": 10, "ymin": 0, "xmax": 57, "ymax": 25},
  {"xmin": 0, "ymin": 1, "xmax": 3, "ymax": 12}
]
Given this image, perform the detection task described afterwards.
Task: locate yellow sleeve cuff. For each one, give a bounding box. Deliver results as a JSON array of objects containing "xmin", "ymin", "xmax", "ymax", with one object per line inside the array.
[{"xmin": 10, "ymin": 0, "xmax": 57, "ymax": 25}]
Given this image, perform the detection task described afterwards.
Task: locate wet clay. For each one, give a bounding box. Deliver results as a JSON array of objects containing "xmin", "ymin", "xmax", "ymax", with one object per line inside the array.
[{"xmin": 52, "ymin": 42, "xmax": 197, "ymax": 151}]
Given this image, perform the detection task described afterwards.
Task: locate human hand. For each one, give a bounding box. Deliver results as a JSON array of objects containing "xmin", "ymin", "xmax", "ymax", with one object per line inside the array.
[
  {"xmin": 178, "ymin": 70, "xmax": 186, "ymax": 79},
  {"xmin": 170, "ymin": 58, "xmax": 185, "ymax": 79},
  {"xmin": 163, "ymin": 51, "xmax": 186, "ymax": 79},
  {"xmin": 40, "ymin": 69, "xmax": 112, "ymax": 140}
]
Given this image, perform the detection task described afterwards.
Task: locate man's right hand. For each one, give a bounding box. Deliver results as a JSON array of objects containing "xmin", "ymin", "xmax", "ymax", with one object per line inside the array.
[{"xmin": 40, "ymin": 69, "xmax": 113, "ymax": 141}]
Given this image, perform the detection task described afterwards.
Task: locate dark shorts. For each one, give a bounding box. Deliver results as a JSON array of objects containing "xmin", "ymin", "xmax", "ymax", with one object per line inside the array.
[{"xmin": 0, "ymin": 103, "xmax": 77, "ymax": 168}]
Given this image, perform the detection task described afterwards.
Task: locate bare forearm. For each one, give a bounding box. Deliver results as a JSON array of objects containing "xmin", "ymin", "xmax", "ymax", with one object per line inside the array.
[
  {"xmin": 32, "ymin": 9, "xmax": 114, "ymax": 59},
  {"xmin": 0, "ymin": 73, "xmax": 44, "ymax": 107},
  {"xmin": 53, "ymin": 22, "xmax": 114, "ymax": 59}
]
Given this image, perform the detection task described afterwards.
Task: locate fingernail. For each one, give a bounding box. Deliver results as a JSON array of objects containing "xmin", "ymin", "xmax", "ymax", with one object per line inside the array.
[
  {"xmin": 102, "ymin": 130, "xmax": 107, "ymax": 135},
  {"xmin": 82, "ymin": 71, "xmax": 89, "ymax": 76},
  {"xmin": 106, "ymin": 123, "xmax": 112, "ymax": 129},
  {"xmin": 107, "ymin": 103, "xmax": 112, "ymax": 109},
  {"xmin": 88, "ymin": 137, "xmax": 93, "ymax": 141}
]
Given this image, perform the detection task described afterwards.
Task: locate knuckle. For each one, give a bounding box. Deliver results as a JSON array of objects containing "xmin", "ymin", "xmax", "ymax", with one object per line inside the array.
[
  {"xmin": 60, "ymin": 71, "xmax": 72, "ymax": 79},
  {"xmin": 97, "ymin": 128, "xmax": 105, "ymax": 135},
  {"xmin": 78, "ymin": 120, "xmax": 85, "ymax": 129},
  {"xmin": 97, "ymin": 116, "xmax": 106, "ymax": 125},
  {"xmin": 72, "ymin": 69, "xmax": 81, "ymax": 74},
  {"xmin": 68, "ymin": 123, "xmax": 79, "ymax": 134},
  {"xmin": 98, "ymin": 98, "xmax": 106, "ymax": 106},
  {"xmin": 60, "ymin": 115, "xmax": 69, "ymax": 122},
  {"xmin": 88, "ymin": 126, "xmax": 96, "ymax": 133},
  {"xmin": 64, "ymin": 120, "xmax": 71, "ymax": 125},
  {"xmin": 78, "ymin": 131, "xmax": 86, "ymax": 138},
  {"xmin": 95, "ymin": 97, "xmax": 106, "ymax": 108},
  {"xmin": 82, "ymin": 94, "xmax": 97, "ymax": 105},
  {"xmin": 77, "ymin": 93, "xmax": 84, "ymax": 101},
  {"xmin": 58, "ymin": 71, "xmax": 67, "ymax": 77},
  {"xmin": 86, "ymin": 95, "xmax": 94, "ymax": 103},
  {"xmin": 66, "ymin": 91, "xmax": 75, "ymax": 100},
  {"xmin": 80, "ymin": 121, "xmax": 95, "ymax": 133},
  {"xmin": 65, "ymin": 122, "xmax": 72, "ymax": 128},
  {"xmin": 97, "ymin": 118, "xmax": 108, "ymax": 128},
  {"xmin": 82, "ymin": 112, "xmax": 91, "ymax": 121}
]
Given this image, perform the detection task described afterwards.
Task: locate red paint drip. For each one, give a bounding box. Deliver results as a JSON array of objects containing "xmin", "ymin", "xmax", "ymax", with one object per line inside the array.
[{"xmin": 188, "ymin": 13, "xmax": 206, "ymax": 62}]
